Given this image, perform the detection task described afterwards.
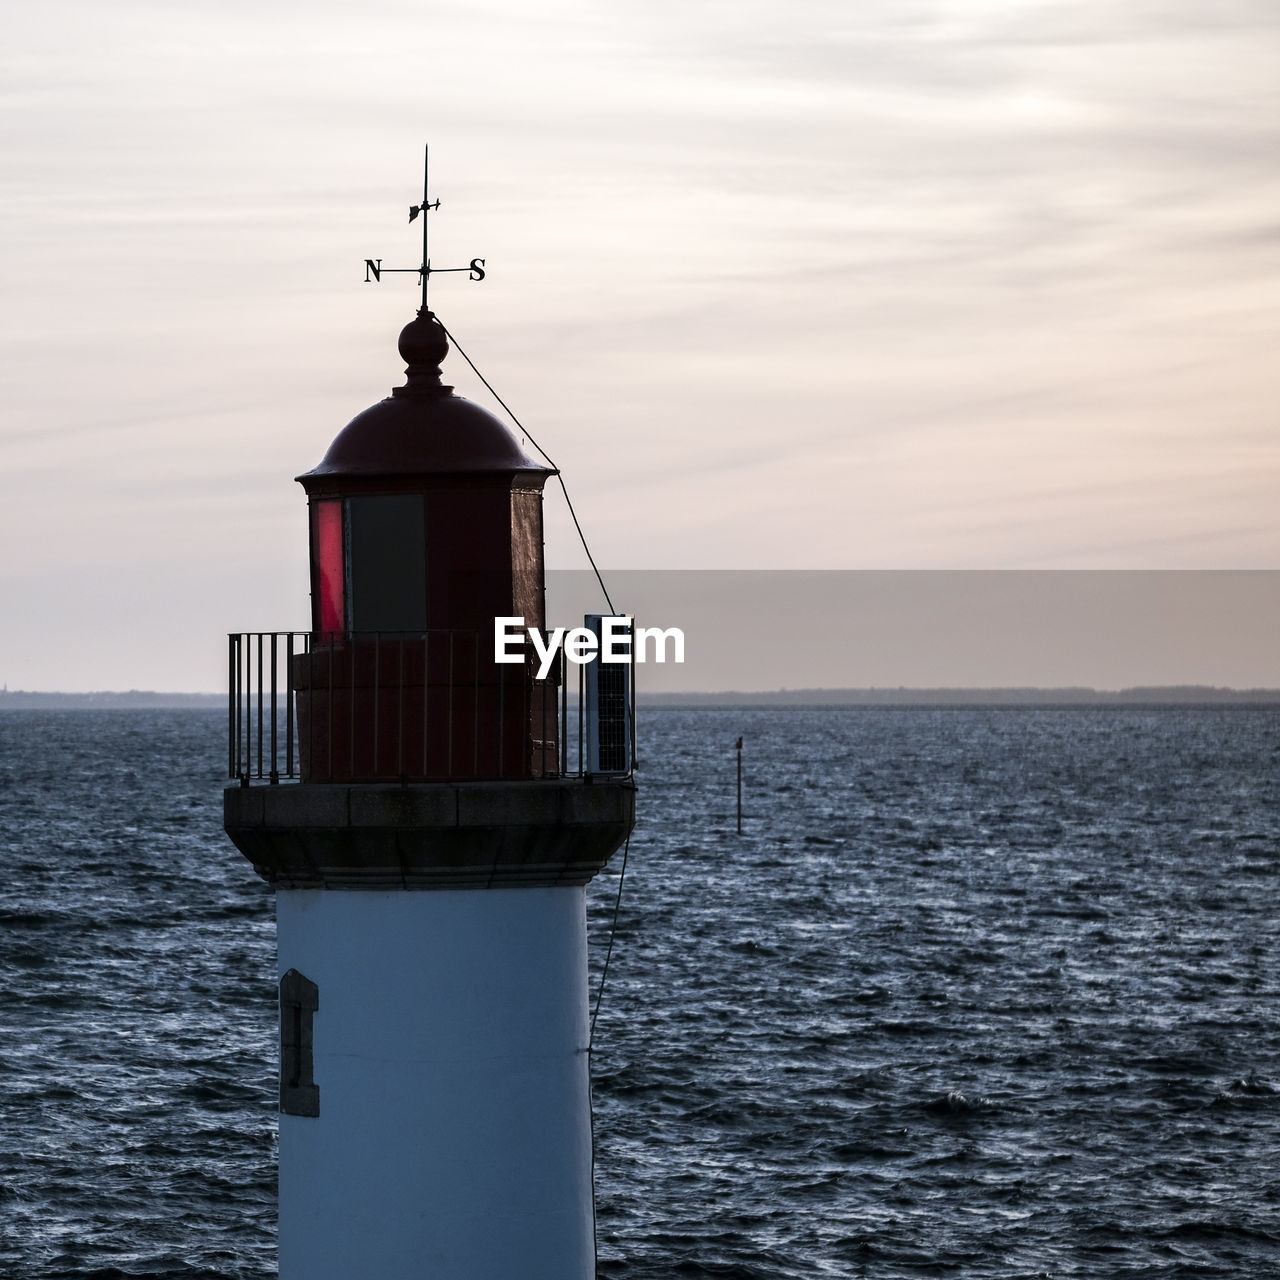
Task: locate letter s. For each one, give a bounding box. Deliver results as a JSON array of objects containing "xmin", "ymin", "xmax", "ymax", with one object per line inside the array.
[{"xmin": 469, "ymin": 258, "xmax": 486, "ymax": 281}]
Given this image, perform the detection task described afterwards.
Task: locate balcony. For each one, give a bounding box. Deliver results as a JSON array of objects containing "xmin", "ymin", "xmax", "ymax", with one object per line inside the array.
[
  {"xmin": 224, "ymin": 631, "xmax": 634, "ymax": 889},
  {"xmin": 229, "ymin": 630, "xmax": 578, "ymax": 784}
]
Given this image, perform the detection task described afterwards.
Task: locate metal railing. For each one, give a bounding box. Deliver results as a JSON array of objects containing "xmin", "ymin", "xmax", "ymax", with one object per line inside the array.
[{"xmin": 229, "ymin": 631, "xmax": 593, "ymax": 785}]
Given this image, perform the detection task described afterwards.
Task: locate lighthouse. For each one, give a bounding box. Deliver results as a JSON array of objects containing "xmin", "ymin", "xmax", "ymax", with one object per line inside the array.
[{"xmin": 222, "ymin": 166, "xmax": 635, "ymax": 1279}]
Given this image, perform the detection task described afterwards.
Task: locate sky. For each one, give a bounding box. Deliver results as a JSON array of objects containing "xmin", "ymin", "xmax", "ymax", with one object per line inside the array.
[{"xmin": 2, "ymin": 0, "xmax": 1278, "ymax": 690}]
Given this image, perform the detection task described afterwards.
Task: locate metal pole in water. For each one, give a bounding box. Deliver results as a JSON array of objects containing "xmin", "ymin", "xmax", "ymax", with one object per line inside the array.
[{"xmin": 735, "ymin": 735, "xmax": 743, "ymax": 835}]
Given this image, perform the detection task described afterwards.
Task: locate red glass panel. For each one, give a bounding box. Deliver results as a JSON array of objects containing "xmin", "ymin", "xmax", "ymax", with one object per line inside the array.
[{"xmin": 314, "ymin": 500, "xmax": 345, "ymax": 635}]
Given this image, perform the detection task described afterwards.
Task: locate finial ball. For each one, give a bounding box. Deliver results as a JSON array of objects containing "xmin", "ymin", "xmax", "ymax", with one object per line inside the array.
[{"xmin": 398, "ymin": 311, "xmax": 449, "ymax": 370}]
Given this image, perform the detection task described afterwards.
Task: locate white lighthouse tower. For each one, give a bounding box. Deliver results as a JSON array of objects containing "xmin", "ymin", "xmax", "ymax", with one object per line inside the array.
[{"xmin": 222, "ymin": 180, "xmax": 634, "ymax": 1277}]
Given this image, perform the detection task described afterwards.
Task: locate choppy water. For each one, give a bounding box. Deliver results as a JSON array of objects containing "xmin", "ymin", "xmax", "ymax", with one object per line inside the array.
[{"xmin": 1, "ymin": 706, "xmax": 1278, "ymax": 1278}]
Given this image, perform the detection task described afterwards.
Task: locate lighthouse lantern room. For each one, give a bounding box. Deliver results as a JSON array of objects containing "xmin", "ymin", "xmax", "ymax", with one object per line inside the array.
[{"xmin": 290, "ymin": 309, "xmax": 562, "ymax": 784}]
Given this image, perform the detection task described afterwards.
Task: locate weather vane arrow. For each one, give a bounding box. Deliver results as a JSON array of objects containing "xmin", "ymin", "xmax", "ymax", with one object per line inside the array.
[{"xmin": 363, "ymin": 144, "xmax": 486, "ymax": 312}]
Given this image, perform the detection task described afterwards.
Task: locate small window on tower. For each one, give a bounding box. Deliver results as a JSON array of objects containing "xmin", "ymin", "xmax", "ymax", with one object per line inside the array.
[{"xmin": 280, "ymin": 969, "xmax": 319, "ymax": 1117}]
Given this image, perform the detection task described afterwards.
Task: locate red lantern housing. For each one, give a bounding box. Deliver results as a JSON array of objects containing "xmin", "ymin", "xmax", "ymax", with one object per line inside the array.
[{"xmin": 292, "ymin": 311, "xmax": 557, "ymax": 782}]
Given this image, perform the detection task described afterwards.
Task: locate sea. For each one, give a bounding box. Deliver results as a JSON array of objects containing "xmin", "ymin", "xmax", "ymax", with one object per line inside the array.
[{"xmin": 1, "ymin": 705, "xmax": 1277, "ymax": 1279}]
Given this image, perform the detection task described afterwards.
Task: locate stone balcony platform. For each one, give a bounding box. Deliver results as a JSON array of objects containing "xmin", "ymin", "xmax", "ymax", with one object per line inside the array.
[{"xmin": 224, "ymin": 778, "xmax": 635, "ymax": 890}]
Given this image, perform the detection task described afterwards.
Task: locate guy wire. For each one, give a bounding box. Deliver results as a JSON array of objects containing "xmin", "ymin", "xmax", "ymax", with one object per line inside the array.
[
  {"xmin": 434, "ymin": 318, "xmax": 617, "ymax": 616},
  {"xmin": 588, "ymin": 828, "xmax": 631, "ymax": 1277},
  {"xmin": 589, "ymin": 830, "xmax": 631, "ymax": 1050}
]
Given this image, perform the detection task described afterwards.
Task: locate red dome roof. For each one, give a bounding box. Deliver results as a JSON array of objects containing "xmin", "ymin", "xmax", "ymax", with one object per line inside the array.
[
  {"xmin": 297, "ymin": 311, "xmax": 554, "ymax": 483},
  {"xmin": 298, "ymin": 393, "xmax": 551, "ymax": 480}
]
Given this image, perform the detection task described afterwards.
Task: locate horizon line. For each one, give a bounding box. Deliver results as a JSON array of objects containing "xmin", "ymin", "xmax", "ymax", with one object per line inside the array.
[{"xmin": 3, "ymin": 684, "xmax": 1279, "ymax": 707}]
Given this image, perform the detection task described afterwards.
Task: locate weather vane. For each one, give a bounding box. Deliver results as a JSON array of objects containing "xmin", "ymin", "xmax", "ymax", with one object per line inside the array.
[{"xmin": 363, "ymin": 144, "xmax": 486, "ymax": 313}]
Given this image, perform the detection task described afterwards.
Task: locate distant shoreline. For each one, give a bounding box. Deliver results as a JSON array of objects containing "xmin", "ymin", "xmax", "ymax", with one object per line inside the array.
[
  {"xmin": 639, "ymin": 686, "xmax": 1280, "ymax": 706},
  {"xmin": 0, "ymin": 691, "xmax": 224, "ymax": 709},
  {"xmin": 3, "ymin": 685, "xmax": 1279, "ymax": 709}
]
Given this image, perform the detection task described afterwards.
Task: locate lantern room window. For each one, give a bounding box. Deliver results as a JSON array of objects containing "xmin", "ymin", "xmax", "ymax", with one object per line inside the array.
[
  {"xmin": 311, "ymin": 495, "xmax": 428, "ymax": 636},
  {"xmin": 348, "ymin": 495, "xmax": 427, "ymax": 632},
  {"xmin": 313, "ymin": 500, "xmax": 345, "ymax": 636}
]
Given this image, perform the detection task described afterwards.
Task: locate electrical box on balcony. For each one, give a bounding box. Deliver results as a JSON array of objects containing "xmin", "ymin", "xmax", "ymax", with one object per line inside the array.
[{"xmin": 583, "ymin": 614, "xmax": 633, "ymax": 777}]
